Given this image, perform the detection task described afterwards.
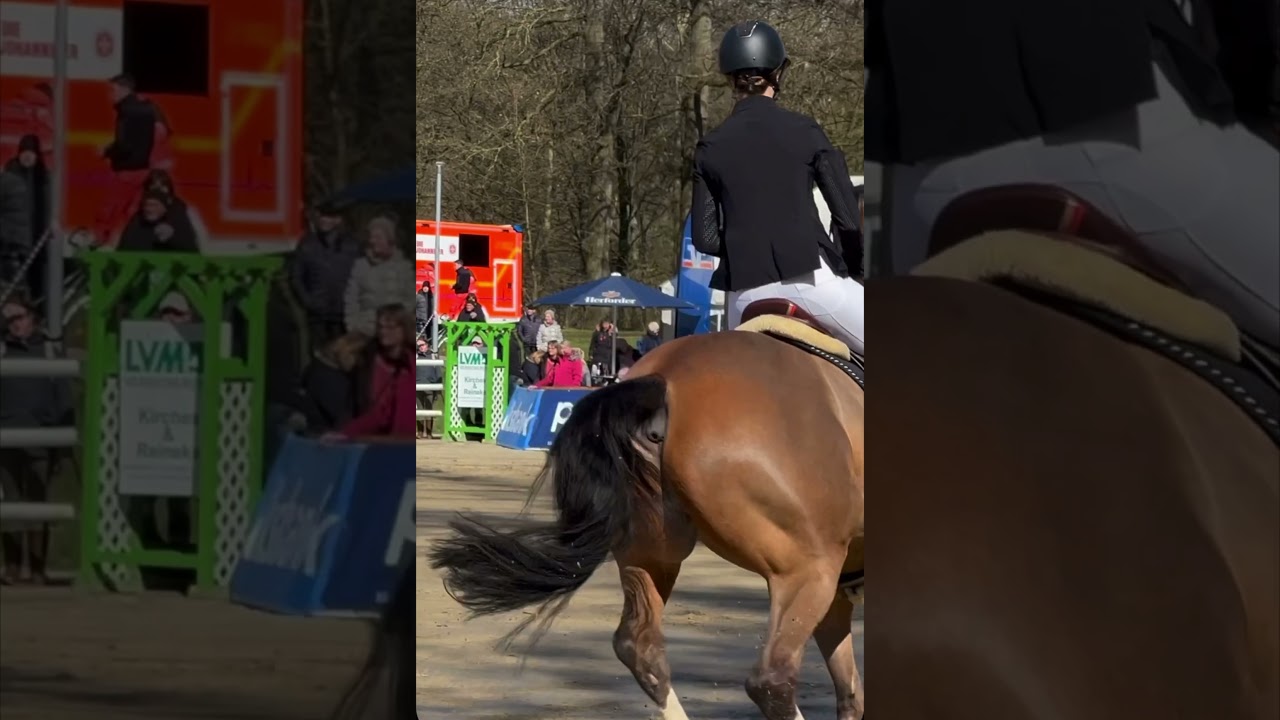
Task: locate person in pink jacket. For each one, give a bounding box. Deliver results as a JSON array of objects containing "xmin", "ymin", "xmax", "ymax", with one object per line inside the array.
[{"xmin": 536, "ymin": 345, "xmax": 584, "ymax": 388}]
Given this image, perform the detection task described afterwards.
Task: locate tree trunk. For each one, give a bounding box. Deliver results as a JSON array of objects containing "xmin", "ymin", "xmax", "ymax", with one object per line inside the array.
[
  {"xmin": 676, "ymin": 0, "xmax": 712, "ymax": 253},
  {"xmin": 539, "ymin": 145, "xmax": 555, "ymax": 298},
  {"xmin": 582, "ymin": 0, "xmax": 615, "ymax": 279}
]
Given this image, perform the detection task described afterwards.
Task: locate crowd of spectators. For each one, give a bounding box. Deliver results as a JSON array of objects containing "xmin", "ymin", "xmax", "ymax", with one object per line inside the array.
[
  {"xmin": 0, "ymin": 73, "xmax": 425, "ymax": 585},
  {"xmin": 514, "ymin": 311, "xmax": 666, "ymax": 389},
  {"xmin": 271, "ymin": 206, "xmax": 418, "ymax": 447}
]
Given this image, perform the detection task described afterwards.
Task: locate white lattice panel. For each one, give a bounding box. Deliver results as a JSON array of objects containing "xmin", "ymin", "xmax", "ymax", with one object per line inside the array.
[
  {"xmin": 97, "ymin": 377, "xmax": 141, "ymax": 589},
  {"xmin": 490, "ymin": 368, "xmax": 507, "ymax": 431},
  {"xmin": 447, "ymin": 368, "xmax": 465, "ymax": 441},
  {"xmin": 215, "ymin": 381, "xmax": 253, "ymax": 584}
]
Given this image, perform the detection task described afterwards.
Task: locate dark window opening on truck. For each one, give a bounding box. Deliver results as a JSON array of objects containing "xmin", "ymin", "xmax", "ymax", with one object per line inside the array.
[
  {"xmin": 122, "ymin": 1, "xmax": 210, "ymax": 96},
  {"xmin": 458, "ymin": 234, "xmax": 490, "ymax": 268}
]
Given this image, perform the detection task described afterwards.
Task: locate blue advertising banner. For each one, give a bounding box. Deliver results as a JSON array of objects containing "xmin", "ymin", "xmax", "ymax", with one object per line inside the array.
[
  {"xmin": 496, "ymin": 387, "xmax": 592, "ymax": 450},
  {"xmin": 319, "ymin": 443, "xmax": 415, "ymax": 612},
  {"xmin": 230, "ymin": 435, "xmax": 415, "ymax": 616},
  {"xmin": 495, "ymin": 386, "xmax": 544, "ymax": 450},
  {"xmin": 674, "ymin": 215, "xmax": 718, "ymax": 338}
]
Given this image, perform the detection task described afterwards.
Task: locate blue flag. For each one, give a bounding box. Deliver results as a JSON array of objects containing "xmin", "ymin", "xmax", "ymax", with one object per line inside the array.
[{"xmin": 674, "ymin": 215, "xmax": 719, "ymax": 337}]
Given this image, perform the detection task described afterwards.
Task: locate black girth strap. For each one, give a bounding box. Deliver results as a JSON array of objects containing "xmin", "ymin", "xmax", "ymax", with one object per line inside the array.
[
  {"xmin": 1002, "ymin": 281, "xmax": 1280, "ymax": 446},
  {"xmin": 764, "ymin": 332, "xmax": 865, "ymax": 390}
]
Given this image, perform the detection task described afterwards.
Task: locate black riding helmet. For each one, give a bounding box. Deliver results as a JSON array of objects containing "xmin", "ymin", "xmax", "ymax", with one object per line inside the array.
[{"xmin": 718, "ymin": 20, "xmax": 789, "ymax": 79}]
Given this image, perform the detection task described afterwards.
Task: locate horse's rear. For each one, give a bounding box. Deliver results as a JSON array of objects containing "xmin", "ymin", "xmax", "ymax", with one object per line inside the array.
[
  {"xmin": 627, "ymin": 330, "xmax": 865, "ymax": 719},
  {"xmin": 633, "ymin": 330, "xmax": 864, "ymax": 578},
  {"xmin": 430, "ymin": 326, "xmax": 865, "ymax": 720},
  {"xmin": 871, "ymin": 268, "xmax": 1278, "ymax": 718}
]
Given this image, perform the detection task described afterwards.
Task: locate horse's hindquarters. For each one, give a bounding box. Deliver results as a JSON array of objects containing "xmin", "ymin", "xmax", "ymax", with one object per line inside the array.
[{"xmin": 869, "ymin": 276, "xmax": 1277, "ymax": 719}]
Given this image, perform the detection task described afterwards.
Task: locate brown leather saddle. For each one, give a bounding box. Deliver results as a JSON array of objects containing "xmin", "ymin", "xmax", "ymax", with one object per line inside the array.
[
  {"xmin": 740, "ymin": 298, "xmax": 825, "ymax": 331},
  {"xmin": 739, "ymin": 299, "xmax": 865, "ymax": 388},
  {"xmin": 930, "ymin": 183, "xmax": 1186, "ymax": 292},
  {"xmin": 931, "ymin": 183, "xmax": 1279, "ymax": 444}
]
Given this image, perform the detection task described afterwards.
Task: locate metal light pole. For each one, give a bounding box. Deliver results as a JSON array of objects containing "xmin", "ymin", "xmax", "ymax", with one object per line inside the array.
[
  {"xmin": 46, "ymin": 0, "xmax": 69, "ymax": 334},
  {"xmin": 432, "ymin": 161, "xmax": 444, "ymax": 339}
]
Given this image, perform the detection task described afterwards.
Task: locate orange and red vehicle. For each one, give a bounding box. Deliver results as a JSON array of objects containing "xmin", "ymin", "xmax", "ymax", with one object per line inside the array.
[
  {"xmin": 416, "ymin": 220, "xmax": 523, "ymax": 323},
  {"xmin": 0, "ymin": 0, "xmax": 303, "ymax": 253}
]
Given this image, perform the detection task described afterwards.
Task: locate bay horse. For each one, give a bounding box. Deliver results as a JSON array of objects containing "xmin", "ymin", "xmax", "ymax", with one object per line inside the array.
[
  {"xmin": 430, "ymin": 324, "xmax": 866, "ymax": 720},
  {"xmin": 867, "ymin": 184, "xmax": 1278, "ymax": 719}
]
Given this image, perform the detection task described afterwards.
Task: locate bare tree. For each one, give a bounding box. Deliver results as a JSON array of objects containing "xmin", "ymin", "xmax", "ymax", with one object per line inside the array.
[{"xmin": 416, "ymin": 0, "xmax": 864, "ymax": 303}]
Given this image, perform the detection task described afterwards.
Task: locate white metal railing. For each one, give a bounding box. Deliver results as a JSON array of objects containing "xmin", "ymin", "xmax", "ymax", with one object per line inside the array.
[
  {"xmin": 0, "ymin": 357, "xmax": 80, "ymax": 524},
  {"xmin": 417, "ymin": 357, "xmax": 444, "ymax": 419},
  {"xmin": 0, "ymin": 357, "xmax": 80, "ymax": 378}
]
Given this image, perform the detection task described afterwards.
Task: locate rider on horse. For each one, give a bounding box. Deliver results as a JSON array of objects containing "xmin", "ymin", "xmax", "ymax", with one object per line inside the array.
[{"xmin": 691, "ymin": 20, "xmax": 866, "ymax": 357}]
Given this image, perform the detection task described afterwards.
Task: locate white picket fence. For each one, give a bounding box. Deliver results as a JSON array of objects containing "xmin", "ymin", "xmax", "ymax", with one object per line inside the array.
[{"xmin": 0, "ymin": 357, "xmax": 79, "ymax": 525}]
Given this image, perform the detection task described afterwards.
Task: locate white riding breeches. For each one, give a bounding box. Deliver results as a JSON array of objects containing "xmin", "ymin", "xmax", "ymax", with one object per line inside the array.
[
  {"xmin": 727, "ymin": 255, "xmax": 866, "ymax": 356},
  {"xmin": 886, "ymin": 60, "xmax": 1280, "ymax": 346}
]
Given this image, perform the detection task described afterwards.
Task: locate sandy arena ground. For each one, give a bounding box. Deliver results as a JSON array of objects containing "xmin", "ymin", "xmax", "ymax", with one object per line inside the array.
[
  {"xmin": 0, "ymin": 587, "xmax": 369, "ymax": 719},
  {"xmin": 417, "ymin": 440, "xmax": 864, "ymax": 719}
]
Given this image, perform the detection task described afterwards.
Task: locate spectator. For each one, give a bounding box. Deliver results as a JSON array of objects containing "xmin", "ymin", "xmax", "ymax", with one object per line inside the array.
[
  {"xmin": 0, "ymin": 296, "xmax": 71, "ymax": 585},
  {"xmin": 157, "ymin": 291, "xmax": 195, "ymax": 323},
  {"xmin": 0, "ymin": 167, "xmax": 31, "ymax": 293},
  {"xmin": 416, "ymin": 337, "xmax": 442, "ymax": 439},
  {"xmin": 520, "ymin": 349, "xmax": 545, "ymax": 387},
  {"xmin": 3, "ymin": 135, "xmax": 49, "ymax": 299},
  {"xmin": 415, "ymin": 280, "xmax": 433, "ymax": 330},
  {"xmin": 96, "ymin": 73, "xmax": 159, "ymax": 246},
  {"xmin": 142, "ymin": 169, "xmax": 205, "ymax": 245},
  {"xmin": 637, "ymin": 321, "xmax": 663, "ymax": 356},
  {"xmin": 535, "ymin": 309, "xmax": 563, "ymax": 351},
  {"xmin": 455, "ymin": 294, "xmax": 486, "ymax": 323},
  {"xmin": 117, "ymin": 191, "xmax": 199, "ymax": 252},
  {"xmin": 291, "ymin": 201, "xmax": 360, "ymax": 351},
  {"xmin": 516, "ymin": 304, "xmax": 540, "ymax": 355},
  {"xmin": 588, "ymin": 318, "xmax": 616, "ymax": 371},
  {"xmin": 298, "ymin": 331, "xmax": 366, "ymax": 433},
  {"xmin": 613, "ymin": 337, "xmax": 638, "ymax": 372},
  {"xmin": 451, "ymin": 259, "xmax": 474, "ymax": 314},
  {"xmin": 343, "ymin": 216, "xmax": 415, "ymax": 336},
  {"xmin": 328, "ymin": 303, "xmax": 416, "ymax": 439},
  {"xmin": 536, "ymin": 340, "xmax": 584, "ymax": 388},
  {"xmin": 539, "ymin": 340, "xmax": 562, "ymax": 380},
  {"xmin": 568, "ymin": 345, "xmax": 591, "ymax": 386}
]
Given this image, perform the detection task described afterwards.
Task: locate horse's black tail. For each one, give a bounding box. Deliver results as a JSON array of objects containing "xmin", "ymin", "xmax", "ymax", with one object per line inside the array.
[{"xmin": 428, "ymin": 374, "xmax": 668, "ymax": 635}]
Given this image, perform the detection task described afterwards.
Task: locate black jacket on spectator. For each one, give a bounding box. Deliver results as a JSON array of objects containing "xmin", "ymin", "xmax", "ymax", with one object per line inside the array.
[
  {"xmin": 456, "ymin": 306, "xmax": 486, "ymax": 323},
  {"xmin": 520, "ymin": 358, "xmax": 544, "ymax": 386},
  {"xmin": 865, "ymin": 0, "xmax": 1279, "ymax": 164},
  {"xmin": 691, "ymin": 95, "xmax": 859, "ymax": 292},
  {"xmin": 516, "ymin": 312, "xmax": 540, "ymax": 349},
  {"xmin": 0, "ymin": 332, "xmax": 72, "ymax": 428},
  {"xmin": 300, "ymin": 357, "xmax": 355, "ymax": 431},
  {"xmin": 4, "ymin": 135, "xmax": 49, "ymax": 245},
  {"xmin": 588, "ymin": 329, "xmax": 615, "ymax": 368},
  {"xmin": 117, "ymin": 201, "xmax": 199, "ymax": 252},
  {"xmin": 104, "ymin": 94, "xmax": 157, "ymax": 172},
  {"xmin": 290, "ymin": 229, "xmax": 361, "ymax": 321},
  {"xmin": 0, "ymin": 170, "xmax": 30, "ymax": 252}
]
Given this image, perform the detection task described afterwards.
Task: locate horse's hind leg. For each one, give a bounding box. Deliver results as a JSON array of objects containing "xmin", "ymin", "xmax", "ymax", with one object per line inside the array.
[
  {"xmin": 747, "ymin": 570, "xmax": 839, "ymax": 720},
  {"xmin": 813, "ymin": 590, "xmax": 864, "ymax": 720},
  {"xmin": 614, "ymin": 541, "xmax": 694, "ymax": 719}
]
